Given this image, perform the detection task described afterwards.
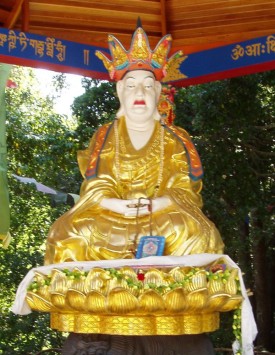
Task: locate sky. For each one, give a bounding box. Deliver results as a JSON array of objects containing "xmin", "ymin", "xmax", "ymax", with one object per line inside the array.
[{"xmin": 35, "ymin": 68, "xmax": 85, "ymax": 117}]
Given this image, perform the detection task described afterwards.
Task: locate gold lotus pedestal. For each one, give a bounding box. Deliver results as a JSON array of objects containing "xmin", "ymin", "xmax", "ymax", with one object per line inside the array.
[{"xmin": 26, "ymin": 263, "xmax": 242, "ymax": 336}]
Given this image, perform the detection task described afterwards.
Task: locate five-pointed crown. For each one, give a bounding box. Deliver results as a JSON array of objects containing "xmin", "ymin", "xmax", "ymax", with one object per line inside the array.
[{"xmin": 95, "ymin": 27, "xmax": 187, "ymax": 82}]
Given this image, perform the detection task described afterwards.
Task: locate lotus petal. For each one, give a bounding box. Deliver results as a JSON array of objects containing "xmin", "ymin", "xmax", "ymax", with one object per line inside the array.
[
  {"xmin": 185, "ymin": 288, "xmax": 208, "ymax": 311},
  {"xmin": 185, "ymin": 271, "xmax": 207, "ymax": 292},
  {"xmin": 66, "ymin": 289, "xmax": 86, "ymax": 311},
  {"xmin": 50, "ymin": 269, "xmax": 69, "ymax": 294},
  {"xmin": 120, "ymin": 267, "xmax": 138, "ymax": 280},
  {"xmin": 107, "ymin": 287, "xmax": 138, "ymax": 313},
  {"xmin": 139, "ymin": 289, "xmax": 165, "ymax": 313},
  {"xmin": 164, "ymin": 288, "xmax": 186, "ymax": 312},
  {"xmin": 26, "ymin": 292, "xmax": 52, "ymax": 312},
  {"xmin": 85, "ymin": 275, "xmax": 104, "ymax": 294},
  {"xmin": 207, "ymin": 293, "xmax": 231, "ymax": 312},
  {"xmin": 37, "ymin": 285, "xmax": 51, "ymax": 301},
  {"xmin": 169, "ymin": 267, "xmax": 185, "ymax": 282},
  {"xmin": 51, "ymin": 292, "xmax": 67, "ymax": 309},
  {"xmin": 220, "ymin": 295, "xmax": 243, "ymax": 312},
  {"xmin": 70, "ymin": 279, "xmax": 86, "ymax": 293},
  {"xmin": 34, "ymin": 271, "xmax": 47, "ymax": 283},
  {"xmin": 144, "ymin": 269, "xmax": 166, "ymax": 286},
  {"xmin": 208, "ymin": 277, "xmax": 225, "ymax": 295},
  {"xmin": 225, "ymin": 269, "xmax": 239, "ymax": 295},
  {"xmin": 86, "ymin": 290, "xmax": 106, "ymax": 313}
]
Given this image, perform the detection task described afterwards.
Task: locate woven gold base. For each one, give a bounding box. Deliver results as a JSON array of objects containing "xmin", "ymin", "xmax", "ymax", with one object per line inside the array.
[{"xmin": 50, "ymin": 312, "xmax": 220, "ymax": 335}]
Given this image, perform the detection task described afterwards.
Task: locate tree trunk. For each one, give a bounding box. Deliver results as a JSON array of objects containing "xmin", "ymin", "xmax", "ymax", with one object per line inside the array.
[
  {"xmin": 252, "ymin": 213, "xmax": 273, "ymax": 350},
  {"xmin": 238, "ymin": 220, "xmax": 253, "ymax": 287}
]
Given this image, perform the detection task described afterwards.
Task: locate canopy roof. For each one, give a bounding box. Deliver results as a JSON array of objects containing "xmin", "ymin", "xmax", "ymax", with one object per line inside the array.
[{"xmin": 1, "ymin": 0, "xmax": 275, "ymax": 54}]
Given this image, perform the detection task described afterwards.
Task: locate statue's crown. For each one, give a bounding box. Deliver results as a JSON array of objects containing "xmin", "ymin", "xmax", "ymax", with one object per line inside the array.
[{"xmin": 95, "ymin": 27, "xmax": 186, "ymax": 82}]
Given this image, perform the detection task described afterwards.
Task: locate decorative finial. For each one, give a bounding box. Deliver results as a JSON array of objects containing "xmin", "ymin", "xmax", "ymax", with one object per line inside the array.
[{"xmin": 136, "ymin": 17, "xmax": 143, "ymax": 29}]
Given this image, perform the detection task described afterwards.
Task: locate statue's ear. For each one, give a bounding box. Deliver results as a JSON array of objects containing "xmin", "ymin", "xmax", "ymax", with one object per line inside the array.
[
  {"xmin": 116, "ymin": 80, "xmax": 124, "ymax": 118},
  {"xmin": 116, "ymin": 80, "xmax": 123, "ymax": 102},
  {"xmin": 155, "ymin": 81, "xmax": 162, "ymax": 100}
]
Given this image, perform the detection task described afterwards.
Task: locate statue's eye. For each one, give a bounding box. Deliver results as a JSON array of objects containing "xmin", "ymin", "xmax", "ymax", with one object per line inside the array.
[{"xmin": 127, "ymin": 84, "xmax": 135, "ymax": 88}]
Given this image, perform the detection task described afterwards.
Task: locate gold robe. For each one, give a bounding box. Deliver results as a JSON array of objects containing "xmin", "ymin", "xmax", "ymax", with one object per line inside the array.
[{"xmin": 44, "ymin": 117, "xmax": 224, "ymax": 265}]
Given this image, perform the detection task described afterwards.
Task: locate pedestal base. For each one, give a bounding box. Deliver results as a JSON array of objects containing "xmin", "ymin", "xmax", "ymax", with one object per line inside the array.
[
  {"xmin": 51, "ymin": 312, "xmax": 219, "ymax": 335},
  {"xmin": 61, "ymin": 333, "xmax": 215, "ymax": 355}
]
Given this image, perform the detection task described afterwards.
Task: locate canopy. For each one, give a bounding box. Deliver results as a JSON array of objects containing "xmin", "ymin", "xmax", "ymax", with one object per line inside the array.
[{"xmin": 1, "ymin": 0, "xmax": 275, "ymax": 54}]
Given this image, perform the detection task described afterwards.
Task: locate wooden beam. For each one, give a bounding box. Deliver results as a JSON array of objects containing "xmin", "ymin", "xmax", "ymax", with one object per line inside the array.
[
  {"xmin": 171, "ymin": 18, "xmax": 275, "ymax": 39},
  {"xmin": 18, "ymin": 26, "xmax": 162, "ymax": 47},
  {"xmin": 29, "ymin": 16, "xmax": 160, "ymax": 34},
  {"xmin": 4, "ymin": 0, "xmax": 25, "ymax": 29},
  {"xmin": 30, "ymin": 0, "xmax": 160, "ymax": 14},
  {"xmin": 171, "ymin": 27, "xmax": 275, "ymax": 48},
  {"xmin": 22, "ymin": 0, "xmax": 30, "ymax": 32},
  {"xmin": 160, "ymin": 0, "xmax": 167, "ymax": 36},
  {"xmin": 0, "ymin": 9, "xmax": 10, "ymax": 24},
  {"xmin": 168, "ymin": 0, "xmax": 275, "ymax": 8}
]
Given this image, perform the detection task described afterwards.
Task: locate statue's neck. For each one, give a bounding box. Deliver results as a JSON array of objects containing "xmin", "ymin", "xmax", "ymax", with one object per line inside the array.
[
  {"xmin": 125, "ymin": 116, "xmax": 155, "ymax": 132},
  {"xmin": 124, "ymin": 117, "xmax": 156, "ymax": 150}
]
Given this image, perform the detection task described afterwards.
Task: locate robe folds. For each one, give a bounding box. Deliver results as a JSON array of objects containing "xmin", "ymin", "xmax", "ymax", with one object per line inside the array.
[{"xmin": 44, "ymin": 117, "xmax": 224, "ymax": 265}]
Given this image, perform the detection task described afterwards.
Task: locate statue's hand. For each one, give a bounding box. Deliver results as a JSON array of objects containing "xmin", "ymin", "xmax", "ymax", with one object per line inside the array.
[
  {"xmin": 151, "ymin": 196, "xmax": 172, "ymax": 212},
  {"xmin": 100, "ymin": 198, "xmax": 150, "ymax": 216},
  {"xmin": 100, "ymin": 197, "xmax": 171, "ymax": 216}
]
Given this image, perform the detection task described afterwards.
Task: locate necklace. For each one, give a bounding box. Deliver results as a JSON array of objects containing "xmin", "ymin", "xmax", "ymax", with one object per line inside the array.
[{"xmin": 114, "ymin": 118, "xmax": 164, "ymax": 198}]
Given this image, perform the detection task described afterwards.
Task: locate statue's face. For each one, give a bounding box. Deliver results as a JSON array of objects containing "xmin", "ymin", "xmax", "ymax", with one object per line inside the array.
[{"xmin": 117, "ymin": 70, "xmax": 161, "ymax": 124}]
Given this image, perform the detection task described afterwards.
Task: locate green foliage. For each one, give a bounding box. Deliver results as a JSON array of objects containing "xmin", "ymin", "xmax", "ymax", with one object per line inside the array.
[
  {"xmin": 0, "ymin": 66, "xmax": 77, "ymax": 354},
  {"xmin": 174, "ymin": 72, "xmax": 274, "ymax": 349},
  {"xmin": 6, "ymin": 68, "xmax": 82, "ymax": 194},
  {"xmin": 175, "ymin": 72, "xmax": 274, "ymax": 259},
  {"xmin": 71, "ymin": 78, "xmax": 118, "ymax": 144}
]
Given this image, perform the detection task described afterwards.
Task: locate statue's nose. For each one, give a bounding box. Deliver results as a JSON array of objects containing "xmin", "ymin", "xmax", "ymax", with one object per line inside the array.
[{"xmin": 135, "ymin": 83, "xmax": 144, "ymax": 96}]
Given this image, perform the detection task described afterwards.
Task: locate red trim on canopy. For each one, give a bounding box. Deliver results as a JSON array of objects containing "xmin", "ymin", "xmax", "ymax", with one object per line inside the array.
[{"xmin": 0, "ymin": 54, "xmax": 110, "ymax": 81}]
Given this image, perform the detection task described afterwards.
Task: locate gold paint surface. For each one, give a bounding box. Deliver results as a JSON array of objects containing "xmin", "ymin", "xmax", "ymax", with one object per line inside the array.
[
  {"xmin": 45, "ymin": 117, "xmax": 224, "ymax": 265},
  {"xmin": 50, "ymin": 312, "xmax": 220, "ymax": 335}
]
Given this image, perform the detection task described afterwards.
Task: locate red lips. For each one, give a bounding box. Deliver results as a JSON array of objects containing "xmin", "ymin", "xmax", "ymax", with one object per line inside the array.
[{"xmin": 134, "ymin": 100, "xmax": 146, "ymax": 105}]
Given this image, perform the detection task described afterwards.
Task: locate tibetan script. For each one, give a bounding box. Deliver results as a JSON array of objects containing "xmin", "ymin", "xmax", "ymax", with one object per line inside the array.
[
  {"xmin": 231, "ymin": 35, "xmax": 275, "ymax": 60},
  {"xmin": 0, "ymin": 30, "xmax": 66, "ymax": 62}
]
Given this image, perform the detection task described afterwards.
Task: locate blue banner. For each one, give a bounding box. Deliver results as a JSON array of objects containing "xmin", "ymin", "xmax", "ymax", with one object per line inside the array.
[
  {"xmin": 0, "ymin": 28, "xmax": 109, "ymax": 79},
  {"xmin": 0, "ymin": 28, "xmax": 274, "ymax": 85},
  {"xmin": 179, "ymin": 34, "xmax": 275, "ymax": 85}
]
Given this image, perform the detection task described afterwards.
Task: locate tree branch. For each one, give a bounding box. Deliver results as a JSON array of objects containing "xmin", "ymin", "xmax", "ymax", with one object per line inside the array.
[
  {"xmin": 249, "ymin": 166, "xmax": 275, "ymax": 177},
  {"xmin": 243, "ymin": 143, "xmax": 275, "ymax": 157},
  {"xmin": 254, "ymin": 123, "xmax": 275, "ymax": 130},
  {"xmin": 34, "ymin": 349, "xmax": 62, "ymax": 355}
]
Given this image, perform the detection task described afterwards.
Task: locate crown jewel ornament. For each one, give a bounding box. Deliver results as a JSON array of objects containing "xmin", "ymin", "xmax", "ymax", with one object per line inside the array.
[{"xmin": 95, "ymin": 27, "xmax": 187, "ymax": 82}]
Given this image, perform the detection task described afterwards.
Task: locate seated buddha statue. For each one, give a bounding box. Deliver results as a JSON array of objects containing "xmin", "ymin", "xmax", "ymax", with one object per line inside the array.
[{"xmin": 44, "ymin": 27, "xmax": 224, "ymax": 265}]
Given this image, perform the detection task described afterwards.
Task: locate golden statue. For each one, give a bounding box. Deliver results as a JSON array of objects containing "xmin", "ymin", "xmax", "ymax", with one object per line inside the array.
[{"xmin": 44, "ymin": 28, "xmax": 224, "ymax": 265}]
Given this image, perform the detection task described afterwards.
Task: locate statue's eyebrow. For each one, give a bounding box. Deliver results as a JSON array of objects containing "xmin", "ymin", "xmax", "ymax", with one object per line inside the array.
[{"xmin": 125, "ymin": 74, "xmax": 154, "ymax": 80}]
